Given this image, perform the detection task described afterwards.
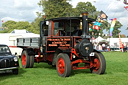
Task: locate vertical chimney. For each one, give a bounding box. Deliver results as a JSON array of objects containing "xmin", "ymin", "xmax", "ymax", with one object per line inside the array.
[{"xmin": 82, "ymin": 12, "xmax": 88, "ymax": 38}]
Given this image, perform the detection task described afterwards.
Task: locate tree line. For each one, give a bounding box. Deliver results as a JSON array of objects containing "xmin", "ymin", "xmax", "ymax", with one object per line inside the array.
[{"xmin": 0, "ymin": 0, "xmax": 124, "ymax": 38}]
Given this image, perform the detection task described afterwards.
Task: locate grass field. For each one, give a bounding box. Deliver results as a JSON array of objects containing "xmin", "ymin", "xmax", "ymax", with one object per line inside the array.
[{"xmin": 0, "ymin": 52, "xmax": 128, "ymax": 85}]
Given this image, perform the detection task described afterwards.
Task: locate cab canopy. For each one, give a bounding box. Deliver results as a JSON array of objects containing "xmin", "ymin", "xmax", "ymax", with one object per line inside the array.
[{"xmin": 41, "ymin": 17, "xmax": 94, "ymax": 36}]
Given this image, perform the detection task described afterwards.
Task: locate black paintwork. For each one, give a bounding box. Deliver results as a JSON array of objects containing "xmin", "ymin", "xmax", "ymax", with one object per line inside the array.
[
  {"xmin": 45, "ymin": 17, "xmax": 95, "ymax": 23},
  {"xmin": 0, "ymin": 44, "xmax": 19, "ymax": 70}
]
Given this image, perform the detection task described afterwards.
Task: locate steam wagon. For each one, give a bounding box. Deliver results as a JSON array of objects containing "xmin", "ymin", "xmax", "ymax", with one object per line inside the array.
[{"xmin": 17, "ymin": 12, "xmax": 106, "ymax": 77}]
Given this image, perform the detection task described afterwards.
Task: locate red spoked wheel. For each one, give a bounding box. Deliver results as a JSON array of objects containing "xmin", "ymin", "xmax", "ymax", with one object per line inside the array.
[
  {"xmin": 21, "ymin": 50, "xmax": 30, "ymax": 68},
  {"xmin": 22, "ymin": 54, "xmax": 26, "ymax": 66},
  {"xmin": 93, "ymin": 58, "xmax": 100, "ymax": 72},
  {"xmin": 57, "ymin": 58, "xmax": 65, "ymax": 74},
  {"xmin": 56, "ymin": 53, "xmax": 71, "ymax": 77},
  {"xmin": 90, "ymin": 52, "xmax": 106, "ymax": 74}
]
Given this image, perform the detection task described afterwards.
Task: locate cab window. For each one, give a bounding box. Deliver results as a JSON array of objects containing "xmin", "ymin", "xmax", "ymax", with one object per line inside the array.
[
  {"xmin": 53, "ymin": 22, "xmax": 64, "ymax": 36},
  {"xmin": 48, "ymin": 21, "xmax": 52, "ymax": 36}
]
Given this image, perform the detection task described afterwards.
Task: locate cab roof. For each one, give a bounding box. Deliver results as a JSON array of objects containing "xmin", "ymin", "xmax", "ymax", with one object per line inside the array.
[
  {"xmin": 44, "ymin": 17, "xmax": 95, "ymax": 23},
  {"xmin": 0, "ymin": 44, "xmax": 7, "ymax": 46}
]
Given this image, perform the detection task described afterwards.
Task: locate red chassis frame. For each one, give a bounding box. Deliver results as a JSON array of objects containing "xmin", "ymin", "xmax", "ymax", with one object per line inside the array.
[{"xmin": 34, "ymin": 36, "xmax": 100, "ymax": 71}]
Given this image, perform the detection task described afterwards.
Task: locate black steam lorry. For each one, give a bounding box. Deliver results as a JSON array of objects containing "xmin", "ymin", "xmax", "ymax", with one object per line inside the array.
[{"xmin": 17, "ymin": 12, "xmax": 106, "ymax": 77}]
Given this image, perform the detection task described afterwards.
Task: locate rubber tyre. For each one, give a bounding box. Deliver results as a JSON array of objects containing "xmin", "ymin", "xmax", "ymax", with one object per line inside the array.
[
  {"xmin": 29, "ymin": 55, "xmax": 34, "ymax": 68},
  {"xmin": 52, "ymin": 53, "xmax": 58, "ymax": 67},
  {"xmin": 90, "ymin": 52, "xmax": 106, "ymax": 74},
  {"xmin": 21, "ymin": 50, "xmax": 30, "ymax": 68},
  {"xmin": 12, "ymin": 69, "xmax": 18, "ymax": 75},
  {"xmin": 56, "ymin": 53, "xmax": 71, "ymax": 77},
  {"xmin": 52, "ymin": 50, "xmax": 62, "ymax": 67}
]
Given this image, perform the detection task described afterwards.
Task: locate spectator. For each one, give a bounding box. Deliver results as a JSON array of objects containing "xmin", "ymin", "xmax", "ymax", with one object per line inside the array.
[
  {"xmin": 102, "ymin": 44, "xmax": 106, "ymax": 51},
  {"xmin": 107, "ymin": 45, "xmax": 109, "ymax": 51},
  {"xmin": 127, "ymin": 44, "xmax": 128, "ymax": 51},
  {"xmin": 99, "ymin": 45, "xmax": 102, "ymax": 51},
  {"xmin": 121, "ymin": 44, "xmax": 124, "ymax": 52},
  {"xmin": 123, "ymin": 43, "xmax": 127, "ymax": 52}
]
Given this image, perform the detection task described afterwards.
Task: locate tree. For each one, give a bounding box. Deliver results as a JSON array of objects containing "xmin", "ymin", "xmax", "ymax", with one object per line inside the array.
[
  {"xmin": 100, "ymin": 21, "xmax": 110, "ymax": 31},
  {"xmin": 14, "ymin": 21, "xmax": 37, "ymax": 33},
  {"xmin": 112, "ymin": 21, "xmax": 122, "ymax": 38},
  {"xmin": 2, "ymin": 21, "xmax": 16, "ymax": 31},
  {"xmin": 121, "ymin": 34, "xmax": 127, "ymax": 38},
  {"xmin": 126, "ymin": 27, "xmax": 128, "ymax": 30},
  {"xmin": 0, "ymin": 21, "xmax": 35, "ymax": 33},
  {"xmin": 31, "ymin": 17, "xmax": 44, "ymax": 34},
  {"xmin": 2, "ymin": 21, "xmax": 16, "ymax": 27},
  {"xmin": 38, "ymin": 0, "xmax": 72, "ymax": 19},
  {"xmin": 74, "ymin": 2, "xmax": 97, "ymax": 18},
  {"xmin": 15, "ymin": 21, "xmax": 30, "ymax": 29},
  {"xmin": 1, "ymin": 21, "xmax": 16, "ymax": 33}
]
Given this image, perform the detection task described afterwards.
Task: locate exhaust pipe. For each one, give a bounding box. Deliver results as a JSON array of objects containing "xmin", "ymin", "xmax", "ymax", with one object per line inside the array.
[{"xmin": 82, "ymin": 12, "xmax": 88, "ymax": 38}]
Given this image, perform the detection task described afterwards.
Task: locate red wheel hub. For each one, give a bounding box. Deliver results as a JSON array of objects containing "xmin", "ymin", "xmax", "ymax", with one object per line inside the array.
[
  {"xmin": 22, "ymin": 54, "xmax": 26, "ymax": 66},
  {"xmin": 57, "ymin": 58, "xmax": 65, "ymax": 74},
  {"xmin": 93, "ymin": 58, "xmax": 100, "ymax": 72}
]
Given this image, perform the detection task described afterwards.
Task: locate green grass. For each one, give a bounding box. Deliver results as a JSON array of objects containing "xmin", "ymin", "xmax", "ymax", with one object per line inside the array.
[{"xmin": 0, "ymin": 52, "xmax": 128, "ymax": 85}]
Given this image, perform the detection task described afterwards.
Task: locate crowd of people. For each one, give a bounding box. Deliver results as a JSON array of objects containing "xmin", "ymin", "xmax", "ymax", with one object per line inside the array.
[
  {"xmin": 93, "ymin": 42, "xmax": 128, "ymax": 52},
  {"xmin": 93, "ymin": 43, "xmax": 109, "ymax": 52}
]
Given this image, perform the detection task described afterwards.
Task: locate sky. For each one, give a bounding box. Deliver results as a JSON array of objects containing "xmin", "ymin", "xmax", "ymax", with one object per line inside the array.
[{"xmin": 0, "ymin": 0, "xmax": 128, "ymax": 35}]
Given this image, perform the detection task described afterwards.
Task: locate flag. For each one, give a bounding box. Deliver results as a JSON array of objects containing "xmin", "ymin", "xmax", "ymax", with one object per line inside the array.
[
  {"xmin": 119, "ymin": 33, "xmax": 123, "ymax": 49},
  {"xmin": 94, "ymin": 21, "xmax": 101, "ymax": 26},
  {"xmin": 124, "ymin": 0, "xmax": 128, "ymax": 4},
  {"xmin": 110, "ymin": 18, "xmax": 117, "ymax": 36},
  {"xmin": 93, "ymin": 25, "xmax": 100, "ymax": 30}
]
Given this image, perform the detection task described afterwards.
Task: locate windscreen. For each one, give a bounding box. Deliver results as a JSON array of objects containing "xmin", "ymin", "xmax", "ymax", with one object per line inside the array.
[
  {"xmin": 53, "ymin": 19, "xmax": 82, "ymax": 36},
  {"xmin": 0, "ymin": 45, "xmax": 11, "ymax": 55}
]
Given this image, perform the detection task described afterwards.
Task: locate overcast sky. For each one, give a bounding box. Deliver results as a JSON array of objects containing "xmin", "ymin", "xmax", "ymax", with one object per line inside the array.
[{"xmin": 0, "ymin": 0, "xmax": 128, "ymax": 35}]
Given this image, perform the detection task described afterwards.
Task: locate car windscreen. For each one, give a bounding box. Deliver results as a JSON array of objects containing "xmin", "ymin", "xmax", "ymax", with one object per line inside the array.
[{"xmin": 0, "ymin": 45, "xmax": 11, "ymax": 55}]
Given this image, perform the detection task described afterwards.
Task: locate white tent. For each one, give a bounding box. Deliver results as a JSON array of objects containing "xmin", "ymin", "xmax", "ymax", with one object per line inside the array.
[
  {"xmin": 107, "ymin": 38, "xmax": 128, "ymax": 48},
  {"xmin": 94, "ymin": 36, "xmax": 105, "ymax": 42}
]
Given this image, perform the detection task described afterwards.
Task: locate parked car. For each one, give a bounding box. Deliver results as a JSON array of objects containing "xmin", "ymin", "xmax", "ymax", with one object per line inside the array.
[{"xmin": 0, "ymin": 44, "xmax": 19, "ymax": 74}]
